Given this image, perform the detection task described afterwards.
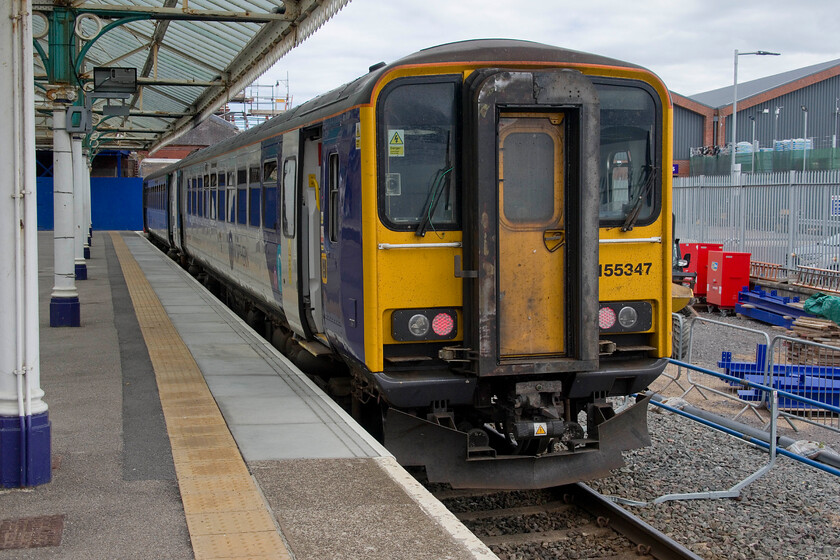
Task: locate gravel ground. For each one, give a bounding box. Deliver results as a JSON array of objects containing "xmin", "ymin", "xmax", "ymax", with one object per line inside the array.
[{"xmin": 587, "ymin": 310, "xmax": 840, "ymax": 560}]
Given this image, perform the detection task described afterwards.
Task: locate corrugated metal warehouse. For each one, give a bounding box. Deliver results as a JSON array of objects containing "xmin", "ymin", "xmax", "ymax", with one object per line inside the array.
[{"xmin": 672, "ymin": 59, "xmax": 840, "ymax": 176}]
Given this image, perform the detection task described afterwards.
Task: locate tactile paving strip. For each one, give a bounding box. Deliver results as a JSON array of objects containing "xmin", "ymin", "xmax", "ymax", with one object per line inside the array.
[{"xmin": 110, "ymin": 233, "xmax": 291, "ymax": 560}]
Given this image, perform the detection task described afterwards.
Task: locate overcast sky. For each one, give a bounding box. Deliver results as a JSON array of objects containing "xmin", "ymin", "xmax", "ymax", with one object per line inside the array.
[{"xmin": 260, "ymin": 0, "xmax": 840, "ymax": 106}]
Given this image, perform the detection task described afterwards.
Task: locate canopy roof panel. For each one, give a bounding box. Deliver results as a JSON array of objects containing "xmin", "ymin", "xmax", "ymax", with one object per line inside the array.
[{"xmin": 31, "ymin": 0, "xmax": 350, "ymax": 154}]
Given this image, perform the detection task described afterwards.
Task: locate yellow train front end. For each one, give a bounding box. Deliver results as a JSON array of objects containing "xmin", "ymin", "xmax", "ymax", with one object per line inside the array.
[{"xmin": 350, "ymin": 40, "xmax": 673, "ymax": 488}]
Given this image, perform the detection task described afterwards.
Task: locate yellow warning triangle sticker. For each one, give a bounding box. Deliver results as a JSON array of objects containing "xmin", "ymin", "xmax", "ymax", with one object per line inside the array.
[
  {"xmin": 390, "ymin": 131, "xmax": 403, "ymax": 145},
  {"xmin": 535, "ymin": 424, "xmax": 547, "ymax": 436}
]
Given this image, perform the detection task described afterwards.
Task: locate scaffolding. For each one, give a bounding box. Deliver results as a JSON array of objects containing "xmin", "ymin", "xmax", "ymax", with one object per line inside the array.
[{"xmin": 218, "ymin": 74, "xmax": 292, "ymax": 131}]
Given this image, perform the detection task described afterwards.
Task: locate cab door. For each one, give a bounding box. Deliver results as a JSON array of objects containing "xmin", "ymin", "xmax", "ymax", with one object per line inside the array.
[
  {"xmin": 462, "ymin": 68, "xmax": 601, "ymax": 377},
  {"xmin": 497, "ymin": 113, "xmax": 566, "ymax": 357}
]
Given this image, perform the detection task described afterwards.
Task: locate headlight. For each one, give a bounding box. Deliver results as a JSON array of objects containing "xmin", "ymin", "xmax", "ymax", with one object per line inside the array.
[
  {"xmin": 598, "ymin": 302, "xmax": 652, "ymax": 333},
  {"xmin": 618, "ymin": 306, "xmax": 638, "ymax": 328},
  {"xmin": 407, "ymin": 314, "xmax": 430, "ymax": 337},
  {"xmin": 392, "ymin": 308, "xmax": 458, "ymax": 341}
]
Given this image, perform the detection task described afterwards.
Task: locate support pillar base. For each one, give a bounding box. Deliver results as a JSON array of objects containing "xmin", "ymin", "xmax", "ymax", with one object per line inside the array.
[
  {"xmin": 0, "ymin": 412, "xmax": 52, "ymax": 487},
  {"xmin": 50, "ymin": 296, "xmax": 80, "ymax": 327},
  {"xmin": 75, "ymin": 263, "xmax": 87, "ymax": 280},
  {"xmin": 84, "ymin": 246, "xmax": 90, "ymax": 259}
]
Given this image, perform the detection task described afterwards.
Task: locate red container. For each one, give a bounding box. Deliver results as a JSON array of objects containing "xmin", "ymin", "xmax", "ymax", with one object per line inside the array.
[
  {"xmin": 706, "ymin": 251, "xmax": 751, "ymax": 308},
  {"xmin": 679, "ymin": 242, "xmax": 723, "ymax": 297}
]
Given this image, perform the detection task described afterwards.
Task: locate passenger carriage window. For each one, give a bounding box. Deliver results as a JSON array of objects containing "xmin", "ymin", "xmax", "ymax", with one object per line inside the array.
[
  {"xmin": 203, "ymin": 175, "xmax": 211, "ymax": 219},
  {"xmin": 377, "ymin": 76, "xmax": 459, "ymax": 232},
  {"xmin": 217, "ymin": 187, "xmax": 225, "ymax": 221},
  {"xmin": 209, "ymin": 174, "xmax": 218, "ymax": 220},
  {"xmin": 197, "ymin": 177, "xmax": 203, "ymax": 217},
  {"xmin": 189, "ymin": 178, "xmax": 195, "ymax": 215},
  {"xmin": 237, "ymin": 168, "xmax": 247, "ymax": 225},
  {"xmin": 263, "ymin": 160, "xmax": 278, "ymax": 230},
  {"xmin": 249, "ymin": 165, "xmax": 261, "ymax": 228},
  {"xmin": 223, "ymin": 170, "xmax": 234, "ymax": 222},
  {"xmin": 282, "ymin": 157, "xmax": 296, "ymax": 237},
  {"xmin": 328, "ymin": 153, "xmax": 340, "ymax": 243},
  {"xmin": 595, "ymin": 82, "xmax": 660, "ymax": 227}
]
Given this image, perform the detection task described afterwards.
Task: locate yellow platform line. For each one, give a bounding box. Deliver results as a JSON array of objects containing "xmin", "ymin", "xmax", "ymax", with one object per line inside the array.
[{"xmin": 110, "ymin": 233, "xmax": 291, "ymax": 560}]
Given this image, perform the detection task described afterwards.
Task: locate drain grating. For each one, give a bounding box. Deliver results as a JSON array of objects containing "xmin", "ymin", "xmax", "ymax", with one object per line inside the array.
[{"xmin": 0, "ymin": 515, "xmax": 65, "ymax": 550}]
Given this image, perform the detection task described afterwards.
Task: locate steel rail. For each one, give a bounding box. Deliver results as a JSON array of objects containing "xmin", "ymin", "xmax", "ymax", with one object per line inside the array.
[{"xmin": 563, "ymin": 483, "xmax": 704, "ymax": 560}]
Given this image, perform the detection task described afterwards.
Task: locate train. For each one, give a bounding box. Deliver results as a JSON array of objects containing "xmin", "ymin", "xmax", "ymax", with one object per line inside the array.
[{"xmin": 143, "ymin": 39, "xmax": 676, "ymax": 489}]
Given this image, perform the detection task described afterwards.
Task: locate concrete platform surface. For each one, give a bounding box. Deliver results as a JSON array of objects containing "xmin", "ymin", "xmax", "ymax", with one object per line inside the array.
[{"xmin": 0, "ymin": 231, "xmax": 495, "ymax": 560}]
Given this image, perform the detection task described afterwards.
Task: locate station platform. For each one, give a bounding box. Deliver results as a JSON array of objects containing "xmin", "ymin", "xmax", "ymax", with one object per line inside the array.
[{"xmin": 0, "ymin": 231, "xmax": 494, "ymax": 560}]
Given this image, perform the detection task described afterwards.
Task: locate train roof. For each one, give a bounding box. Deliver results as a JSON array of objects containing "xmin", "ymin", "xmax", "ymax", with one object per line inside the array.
[{"xmin": 147, "ymin": 39, "xmax": 649, "ymax": 179}]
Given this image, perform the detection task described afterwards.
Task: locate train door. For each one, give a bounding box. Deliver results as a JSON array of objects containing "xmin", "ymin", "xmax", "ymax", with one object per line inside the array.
[
  {"xmin": 497, "ymin": 113, "xmax": 566, "ymax": 356},
  {"xmin": 463, "ymin": 68, "xmax": 601, "ymax": 376},
  {"xmin": 300, "ymin": 126, "xmax": 324, "ymax": 335},
  {"xmin": 279, "ymin": 130, "xmax": 306, "ymax": 336},
  {"xmin": 170, "ymin": 171, "xmax": 182, "ymax": 250}
]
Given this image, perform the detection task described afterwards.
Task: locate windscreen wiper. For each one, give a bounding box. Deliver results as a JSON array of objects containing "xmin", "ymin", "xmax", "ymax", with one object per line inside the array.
[
  {"xmin": 621, "ymin": 165, "xmax": 656, "ymax": 231},
  {"xmin": 415, "ymin": 133, "xmax": 453, "ymax": 237},
  {"xmin": 621, "ymin": 131, "xmax": 655, "ymax": 232}
]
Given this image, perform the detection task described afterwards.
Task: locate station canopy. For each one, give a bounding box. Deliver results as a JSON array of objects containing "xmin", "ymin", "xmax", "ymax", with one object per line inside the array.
[{"xmin": 31, "ymin": 0, "xmax": 350, "ymax": 154}]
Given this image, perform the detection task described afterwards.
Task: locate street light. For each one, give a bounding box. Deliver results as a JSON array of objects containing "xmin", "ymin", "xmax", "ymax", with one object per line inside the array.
[
  {"xmin": 732, "ymin": 49, "xmax": 781, "ymax": 176},
  {"xmin": 801, "ymin": 105, "xmax": 808, "ymax": 173},
  {"xmin": 774, "ymin": 106, "xmax": 783, "ymax": 145}
]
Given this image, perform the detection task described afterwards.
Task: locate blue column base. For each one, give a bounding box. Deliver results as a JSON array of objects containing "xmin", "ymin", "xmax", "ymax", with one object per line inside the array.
[
  {"xmin": 50, "ymin": 296, "xmax": 80, "ymax": 327},
  {"xmin": 89, "ymin": 227, "xmax": 93, "ymax": 245},
  {"xmin": 0, "ymin": 412, "xmax": 52, "ymax": 487},
  {"xmin": 84, "ymin": 246, "xmax": 91, "ymax": 259},
  {"xmin": 75, "ymin": 263, "xmax": 87, "ymax": 280}
]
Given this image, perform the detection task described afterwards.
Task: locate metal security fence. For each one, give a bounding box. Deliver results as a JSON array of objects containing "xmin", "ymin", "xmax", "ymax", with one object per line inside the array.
[
  {"xmin": 768, "ymin": 335, "xmax": 840, "ymax": 433},
  {"xmin": 674, "ymin": 170, "xmax": 840, "ymax": 275}
]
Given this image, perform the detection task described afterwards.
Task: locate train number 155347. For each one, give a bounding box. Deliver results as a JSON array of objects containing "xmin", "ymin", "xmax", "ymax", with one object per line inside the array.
[{"xmin": 599, "ymin": 262, "xmax": 653, "ymax": 277}]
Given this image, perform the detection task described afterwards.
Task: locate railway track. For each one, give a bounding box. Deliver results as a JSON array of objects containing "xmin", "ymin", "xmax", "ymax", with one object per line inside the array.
[{"xmin": 430, "ymin": 482, "xmax": 703, "ymax": 560}]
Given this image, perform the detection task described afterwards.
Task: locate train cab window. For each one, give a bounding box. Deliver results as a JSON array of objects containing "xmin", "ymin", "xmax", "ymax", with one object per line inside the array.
[
  {"xmin": 249, "ymin": 165, "xmax": 261, "ymax": 227},
  {"xmin": 328, "ymin": 153, "xmax": 340, "ymax": 243},
  {"xmin": 263, "ymin": 160, "xmax": 278, "ymax": 230},
  {"xmin": 237, "ymin": 169, "xmax": 247, "ymax": 225},
  {"xmin": 377, "ymin": 76, "xmax": 459, "ymax": 232},
  {"xmin": 282, "ymin": 157, "xmax": 296, "ymax": 237},
  {"xmin": 595, "ymin": 83, "xmax": 660, "ymax": 227}
]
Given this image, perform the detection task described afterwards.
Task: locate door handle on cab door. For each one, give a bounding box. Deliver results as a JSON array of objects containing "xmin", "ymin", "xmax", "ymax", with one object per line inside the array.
[{"xmin": 454, "ymin": 254, "xmax": 478, "ymax": 278}]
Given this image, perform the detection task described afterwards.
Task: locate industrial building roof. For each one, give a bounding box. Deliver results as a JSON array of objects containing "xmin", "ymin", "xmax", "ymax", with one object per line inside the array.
[
  {"xmin": 688, "ymin": 58, "xmax": 840, "ymax": 108},
  {"xmin": 31, "ymin": 0, "xmax": 350, "ymax": 154}
]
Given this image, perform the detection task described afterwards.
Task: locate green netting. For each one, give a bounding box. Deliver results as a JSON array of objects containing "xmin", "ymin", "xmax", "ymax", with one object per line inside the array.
[{"xmin": 690, "ymin": 148, "xmax": 840, "ymax": 176}]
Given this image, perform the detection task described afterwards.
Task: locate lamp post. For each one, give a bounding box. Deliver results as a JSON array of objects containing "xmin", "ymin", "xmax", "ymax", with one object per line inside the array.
[
  {"xmin": 732, "ymin": 49, "xmax": 781, "ymax": 177},
  {"xmin": 749, "ymin": 115, "xmax": 756, "ymax": 172},
  {"xmin": 801, "ymin": 105, "xmax": 808, "ymax": 173},
  {"xmin": 774, "ymin": 106, "xmax": 783, "ymax": 145}
]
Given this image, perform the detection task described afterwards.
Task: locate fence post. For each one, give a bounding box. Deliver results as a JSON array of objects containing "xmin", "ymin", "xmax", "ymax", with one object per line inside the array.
[{"xmin": 787, "ymin": 170, "xmax": 798, "ymax": 269}]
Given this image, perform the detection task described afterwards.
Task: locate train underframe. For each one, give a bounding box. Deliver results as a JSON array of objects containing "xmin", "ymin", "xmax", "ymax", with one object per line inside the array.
[{"xmin": 359, "ymin": 357, "xmax": 667, "ymax": 489}]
